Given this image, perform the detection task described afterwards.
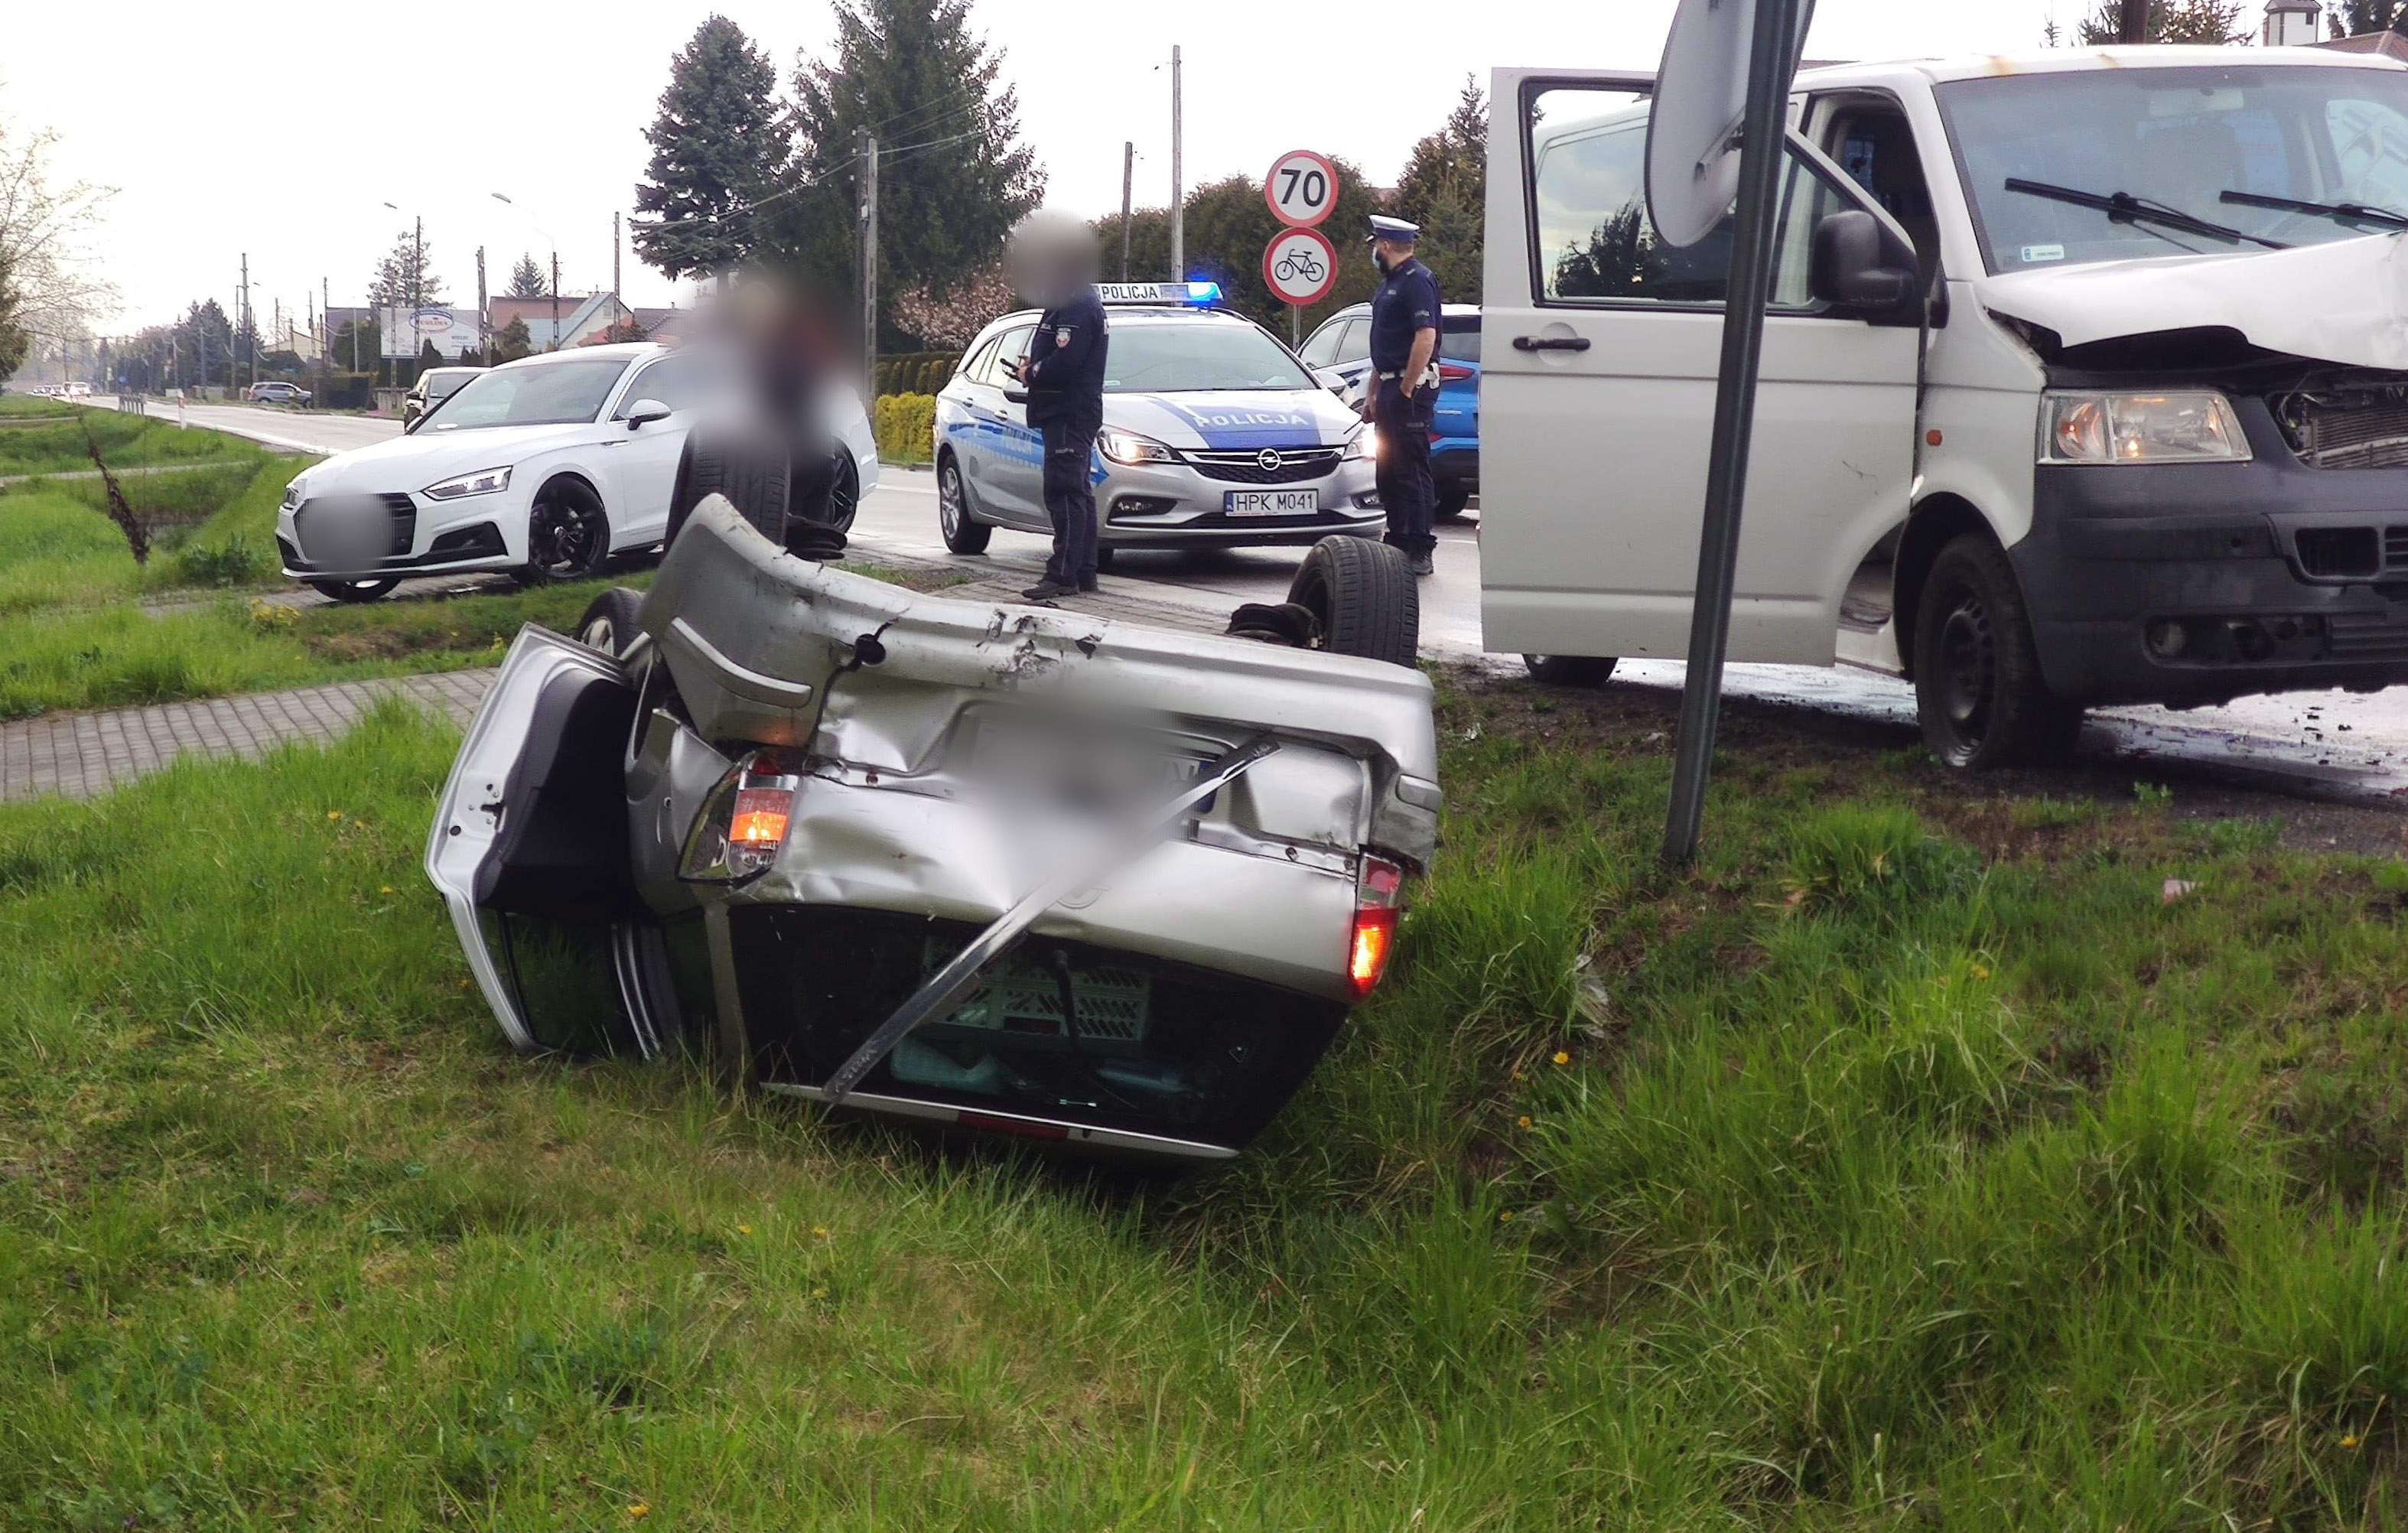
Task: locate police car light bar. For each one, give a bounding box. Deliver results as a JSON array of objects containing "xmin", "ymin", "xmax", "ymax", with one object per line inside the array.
[{"xmin": 1097, "ymin": 281, "xmax": 1222, "ymax": 307}]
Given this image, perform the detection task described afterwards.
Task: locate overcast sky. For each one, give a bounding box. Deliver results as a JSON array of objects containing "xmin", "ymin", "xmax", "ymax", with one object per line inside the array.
[{"xmin": 5, "ymin": 0, "xmax": 2297, "ymax": 334}]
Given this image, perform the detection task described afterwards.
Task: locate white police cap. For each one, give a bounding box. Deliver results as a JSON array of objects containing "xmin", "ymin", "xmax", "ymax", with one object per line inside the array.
[{"xmin": 1365, "ymin": 214, "xmax": 1420, "ymax": 244}]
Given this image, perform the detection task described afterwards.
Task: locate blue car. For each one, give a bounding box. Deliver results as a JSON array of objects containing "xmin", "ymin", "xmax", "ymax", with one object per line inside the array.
[{"xmin": 1297, "ymin": 301, "xmax": 1480, "ymax": 519}]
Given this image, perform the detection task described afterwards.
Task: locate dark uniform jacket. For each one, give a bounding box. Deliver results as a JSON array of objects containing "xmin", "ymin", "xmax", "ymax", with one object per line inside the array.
[
  {"xmin": 1368, "ymin": 256, "xmax": 1441, "ymax": 379},
  {"xmin": 1022, "ymin": 288, "xmax": 1108, "ymax": 431}
]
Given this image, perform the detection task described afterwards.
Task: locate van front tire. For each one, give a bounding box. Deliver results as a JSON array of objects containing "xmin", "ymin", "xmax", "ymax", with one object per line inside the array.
[{"xmin": 1913, "ymin": 534, "xmax": 2081, "ymax": 770}]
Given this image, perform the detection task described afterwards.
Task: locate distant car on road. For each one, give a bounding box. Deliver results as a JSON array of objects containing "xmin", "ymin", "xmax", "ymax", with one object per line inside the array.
[
  {"xmin": 404, "ymin": 366, "xmax": 483, "ymax": 425},
  {"xmin": 1298, "ymin": 301, "xmax": 1482, "ymax": 519},
  {"xmin": 247, "ymin": 381, "xmax": 312, "ymax": 407},
  {"xmin": 275, "ymin": 342, "xmax": 878, "ymax": 603}
]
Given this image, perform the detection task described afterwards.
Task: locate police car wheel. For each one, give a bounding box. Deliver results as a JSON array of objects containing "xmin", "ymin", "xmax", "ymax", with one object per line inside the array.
[
  {"xmin": 1521, "ymin": 654, "xmax": 1616, "ymax": 686},
  {"xmin": 937, "ymin": 455, "xmax": 991, "ymax": 554},
  {"xmin": 1436, "ymin": 484, "xmax": 1472, "ymax": 521},
  {"xmin": 1287, "ymin": 535, "xmax": 1419, "ymax": 669}
]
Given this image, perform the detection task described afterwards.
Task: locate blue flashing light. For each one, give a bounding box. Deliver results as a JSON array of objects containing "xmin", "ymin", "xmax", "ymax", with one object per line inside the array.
[{"xmin": 1183, "ymin": 281, "xmax": 1222, "ymax": 305}]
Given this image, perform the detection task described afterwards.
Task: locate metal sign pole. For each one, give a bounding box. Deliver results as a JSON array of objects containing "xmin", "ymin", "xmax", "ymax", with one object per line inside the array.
[{"xmin": 1660, "ymin": 0, "xmax": 1807, "ymax": 866}]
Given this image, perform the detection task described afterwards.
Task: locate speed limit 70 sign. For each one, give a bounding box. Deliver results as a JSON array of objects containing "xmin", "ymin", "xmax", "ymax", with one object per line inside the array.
[{"xmin": 1263, "ymin": 150, "xmax": 1339, "ymax": 228}]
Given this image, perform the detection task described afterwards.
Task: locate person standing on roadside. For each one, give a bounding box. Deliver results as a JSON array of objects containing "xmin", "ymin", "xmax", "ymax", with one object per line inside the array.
[
  {"xmin": 1007, "ymin": 212, "xmax": 1108, "ymax": 601},
  {"xmin": 1361, "ymin": 213, "xmax": 1440, "ymax": 578}
]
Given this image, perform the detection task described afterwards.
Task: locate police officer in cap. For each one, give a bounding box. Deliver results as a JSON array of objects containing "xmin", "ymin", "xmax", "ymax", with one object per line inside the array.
[
  {"xmin": 1005, "ymin": 211, "xmax": 1108, "ymax": 601},
  {"xmin": 1362, "ymin": 213, "xmax": 1441, "ymax": 577}
]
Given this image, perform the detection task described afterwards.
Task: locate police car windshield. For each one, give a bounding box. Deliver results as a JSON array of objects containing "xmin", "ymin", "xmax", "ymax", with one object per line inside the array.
[
  {"xmin": 1104, "ymin": 322, "xmax": 1316, "ymax": 393},
  {"xmin": 425, "ymin": 359, "xmax": 628, "ymax": 430}
]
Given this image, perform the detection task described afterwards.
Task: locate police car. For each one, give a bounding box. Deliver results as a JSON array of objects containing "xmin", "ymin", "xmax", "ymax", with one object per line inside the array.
[{"xmin": 932, "ymin": 282, "xmax": 1381, "ymax": 561}]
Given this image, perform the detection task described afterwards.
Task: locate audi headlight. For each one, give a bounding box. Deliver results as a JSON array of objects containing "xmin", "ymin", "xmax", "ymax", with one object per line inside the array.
[
  {"xmin": 422, "ymin": 466, "xmax": 514, "ymax": 500},
  {"xmin": 281, "ymin": 480, "xmax": 305, "ymax": 511},
  {"xmin": 1343, "ymin": 425, "xmax": 1378, "ymax": 461},
  {"xmin": 1097, "ymin": 428, "xmax": 1176, "ymax": 467},
  {"xmin": 2040, "ymin": 392, "xmax": 2250, "ymax": 464}
]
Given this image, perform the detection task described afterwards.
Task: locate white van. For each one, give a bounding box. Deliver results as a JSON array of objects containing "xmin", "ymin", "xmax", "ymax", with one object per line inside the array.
[{"xmin": 1485, "ymin": 47, "xmax": 2408, "ymax": 766}]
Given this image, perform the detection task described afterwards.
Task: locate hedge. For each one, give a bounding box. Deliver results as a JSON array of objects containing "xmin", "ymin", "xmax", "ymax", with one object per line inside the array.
[
  {"xmin": 873, "ymin": 393, "xmax": 937, "ymax": 464},
  {"xmin": 873, "ymin": 352, "xmax": 961, "ymax": 398}
]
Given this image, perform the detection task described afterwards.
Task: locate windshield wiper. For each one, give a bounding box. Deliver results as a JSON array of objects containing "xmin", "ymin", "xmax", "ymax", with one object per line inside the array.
[
  {"xmin": 2220, "ymin": 188, "xmax": 2408, "ymax": 231},
  {"xmin": 2004, "ymin": 177, "xmax": 2289, "ymax": 250}
]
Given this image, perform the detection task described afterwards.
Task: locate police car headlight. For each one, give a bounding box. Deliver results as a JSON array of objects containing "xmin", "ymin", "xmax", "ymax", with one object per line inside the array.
[
  {"xmin": 1097, "ymin": 428, "xmax": 1176, "ymax": 467},
  {"xmin": 1343, "ymin": 425, "xmax": 1377, "ymax": 461},
  {"xmin": 2040, "ymin": 392, "xmax": 2250, "ymax": 464},
  {"xmin": 422, "ymin": 466, "xmax": 514, "ymax": 500}
]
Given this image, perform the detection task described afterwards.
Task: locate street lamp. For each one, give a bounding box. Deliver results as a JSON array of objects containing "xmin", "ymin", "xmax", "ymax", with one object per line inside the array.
[{"xmin": 491, "ymin": 192, "xmax": 561, "ymax": 350}]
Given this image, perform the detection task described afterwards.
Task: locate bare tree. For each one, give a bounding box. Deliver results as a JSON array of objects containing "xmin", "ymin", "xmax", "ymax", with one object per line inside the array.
[{"xmin": 0, "ymin": 104, "xmax": 116, "ymax": 379}]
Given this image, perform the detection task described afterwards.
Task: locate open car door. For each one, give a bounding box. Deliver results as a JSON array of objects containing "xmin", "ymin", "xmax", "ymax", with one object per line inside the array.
[{"xmin": 425, "ymin": 627, "xmax": 678, "ymax": 1057}]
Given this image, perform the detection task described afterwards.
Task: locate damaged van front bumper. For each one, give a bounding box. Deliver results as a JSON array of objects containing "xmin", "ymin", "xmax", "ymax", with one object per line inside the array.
[{"xmin": 427, "ymin": 498, "xmax": 1440, "ymax": 1160}]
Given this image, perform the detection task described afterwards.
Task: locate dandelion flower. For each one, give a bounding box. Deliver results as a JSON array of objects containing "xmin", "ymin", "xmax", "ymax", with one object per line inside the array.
[
  {"xmin": 1499, "ymin": 1211, "xmax": 1515, "ymax": 1223},
  {"xmin": 2345, "ymin": 1434, "xmax": 2361, "ymax": 1450},
  {"xmin": 1551, "ymin": 1050, "xmax": 1570, "ymax": 1067},
  {"xmin": 1517, "ymin": 1115, "xmax": 1533, "ymax": 1131},
  {"xmin": 737, "ymin": 1224, "xmax": 753, "ymax": 1236},
  {"xmin": 627, "ymin": 1503, "xmax": 650, "ymax": 1519},
  {"xmin": 379, "ymin": 886, "xmax": 395, "ymax": 896},
  {"xmin": 327, "ymin": 810, "xmax": 343, "ymax": 822},
  {"xmin": 812, "ymin": 1225, "xmax": 829, "ymax": 1238},
  {"xmin": 1970, "ymin": 963, "xmax": 1992, "ymax": 980}
]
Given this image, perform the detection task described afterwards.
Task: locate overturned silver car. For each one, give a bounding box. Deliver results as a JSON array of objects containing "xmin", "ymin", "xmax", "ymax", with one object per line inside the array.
[{"xmin": 426, "ymin": 499, "xmax": 1440, "ymax": 1161}]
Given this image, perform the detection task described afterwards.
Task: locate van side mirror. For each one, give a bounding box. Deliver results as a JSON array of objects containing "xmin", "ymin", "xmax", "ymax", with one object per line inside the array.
[
  {"xmin": 1809, "ymin": 210, "xmax": 1918, "ymax": 318},
  {"xmin": 625, "ymin": 399, "xmax": 672, "ymax": 430}
]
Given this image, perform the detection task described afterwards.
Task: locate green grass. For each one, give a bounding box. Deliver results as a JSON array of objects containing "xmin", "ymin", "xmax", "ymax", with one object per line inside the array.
[
  {"xmin": 4, "ymin": 683, "xmax": 2408, "ymax": 1526},
  {"xmin": 0, "ymin": 408, "xmax": 267, "ymax": 479}
]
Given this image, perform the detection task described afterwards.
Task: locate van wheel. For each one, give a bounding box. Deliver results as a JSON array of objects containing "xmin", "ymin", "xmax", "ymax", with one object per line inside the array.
[
  {"xmin": 1522, "ymin": 654, "xmax": 1616, "ymax": 686},
  {"xmin": 1287, "ymin": 535, "xmax": 1419, "ymax": 668},
  {"xmin": 937, "ymin": 455, "xmax": 991, "ymax": 554},
  {"xmin": 575, "ymin": 587, "xmax": 646, "ymax": 659},
  {"xmin": 1913, "ymin": 534, "xmax": 2082, "ymax": 770}
]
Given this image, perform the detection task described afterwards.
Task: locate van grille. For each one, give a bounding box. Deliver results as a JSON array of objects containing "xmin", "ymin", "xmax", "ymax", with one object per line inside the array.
[{"xmin": 2272, "ymin": 384, "xmax": 2408, "ymax": 468}]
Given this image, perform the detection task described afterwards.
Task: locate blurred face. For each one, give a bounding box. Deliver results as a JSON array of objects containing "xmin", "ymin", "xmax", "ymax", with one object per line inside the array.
[
  {"xmin": 1009, "ymin": 214, "xmax": 1101, "ymax": 309},
  {"xmin": 1372, "ymin": 237, "xmax": 1415, "ymax": 274}
]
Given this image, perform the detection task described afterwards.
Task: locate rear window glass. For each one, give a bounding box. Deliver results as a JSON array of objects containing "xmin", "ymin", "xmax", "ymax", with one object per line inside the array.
[{"xmin": 1440, "ymin": 317, "xmax": 1480, "ymax": 363}]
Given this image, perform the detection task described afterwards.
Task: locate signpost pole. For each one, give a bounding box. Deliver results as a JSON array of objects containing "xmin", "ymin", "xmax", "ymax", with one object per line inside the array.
[{"xmin": 1660, "ymin": 0, "xmax": 1808, "ymax": 866}]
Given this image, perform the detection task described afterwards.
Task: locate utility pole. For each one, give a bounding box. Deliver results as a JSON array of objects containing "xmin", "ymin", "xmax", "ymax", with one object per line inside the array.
[
  {"xmin": 1120, "ymin": 141, "xmax": 1134, "ymax": 281},
  {"xmin": 612, "ymin": 211, "xmax": 622, "ymax": 304},
  {"xmin": 413, "ymin": 216, "xmax": 425, "ymax": 310},
  {"xmin": 475, "ymin": 246, "xmax": 488, "ymax": 358},
  {"xmin": 2118, "ymin": 0, "xmax": 2148, "ymax": 41},
  {"xmin": 1170, "ymin": 45, "xmax": 1184, "ymax": 282},
  {"xmin": 550, "ymin": 253, "xmax": 561, "ymax": 349},
  {"xmin": 859, "ymin": 127, "xmax": 879, "ymax": 399},
  {"xmin": 239, "ymin": 253, "xmax": 251, "ymax": 391}
]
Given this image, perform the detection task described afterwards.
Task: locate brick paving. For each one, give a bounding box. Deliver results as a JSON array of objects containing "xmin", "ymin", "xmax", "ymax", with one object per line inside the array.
[{"xmin": 0, "ymin": 670, "xmax": 495, "ymax": 803}]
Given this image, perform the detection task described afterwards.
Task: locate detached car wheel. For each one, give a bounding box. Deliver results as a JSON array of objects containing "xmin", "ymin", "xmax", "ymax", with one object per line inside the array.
[
  {"xmin": 1912, "ymin": 533, "xmax": 2082, "ymax": 770},
  {"xmin": 307, "ymin": 578, "xmax": 401, "ymax": 604},
  {"xmin": 937, "ymin": 455, "xmax": 991, "ymax": 554},
  {"xmin": 1522, "ymin": 653, "xmax": 1616, "ymax": 686},
  {"xmin": 517, "ymin": 478, "xmax": 613, "ymax": 587},
  {"xmin": 669, "ymin": 429, "xmax": 791, "ymax": 548},
  {"xmin": 575, "ymin": 587, "xmax": 647, "ymax": 659},
  {"xmin": 1288, "ymin": 535, "xmax": 1419, "ymax": 669}
]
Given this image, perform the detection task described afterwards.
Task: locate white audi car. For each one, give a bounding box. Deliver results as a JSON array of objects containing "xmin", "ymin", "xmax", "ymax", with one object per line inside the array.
[{"xmin": 275, "ymin": 343, "xmax": 878, "ymax": 601}]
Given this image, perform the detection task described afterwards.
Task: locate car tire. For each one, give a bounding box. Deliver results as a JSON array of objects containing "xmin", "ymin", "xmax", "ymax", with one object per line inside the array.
[
  {"xmin": 1912, "ymin": 533, "xmax": 2083, "ymax": 770},
  {"xmin": 307, "ymin": 578, "xmax": 401, "ymax": 604},
  {"xmin": 516, "ymin": 477, "xmax": 613, "ymax": 587},
  {"xmin": 1094, "ymin": 545, "xmax": 1116, "ymax": 573},
  {"xmin": 937, "ymin": 454, "xmax": 991, "ymax": 554},
  {"xmin": 815, "ymin": 450, "xmax": 861, "ymax": 535},
  {"xmin": 1287, "ymin": 535, "xmax": 1419, "ymax": 669},
  {"xmin": 575, "ymin": 587, "xmax": 647, "ymax": 659},
  {"xmin": 1522, "ymin": 653, "xmax": 1616, "ymax": 686},
  {"xmin": 668, "ymin": 428, "xmax": 790, "ymax": 548},
  {"xmin": 1436, "ymin": 483, "xmax": 1472, "ymax": 521}
]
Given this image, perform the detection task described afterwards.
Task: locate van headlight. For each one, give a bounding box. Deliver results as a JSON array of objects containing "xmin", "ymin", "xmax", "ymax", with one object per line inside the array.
[
  {"xmin": 422, "ymin": 466, "xmax": 514, "ymax": 500},
  {"xmin": 2040, "ymin": 392, "xmax": 2250, "ymax": 464},
  {"xmin": 1097, "ymin": 428, "xmax": 1176, "ymax": 467}
]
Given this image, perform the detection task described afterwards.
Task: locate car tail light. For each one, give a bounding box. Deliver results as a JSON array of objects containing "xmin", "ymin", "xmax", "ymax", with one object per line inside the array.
[
  {"xmin": 679, "ymin": 750, "xmax": 805, "ymax": 884},
  {"xmin": 1437, "ymin": 363, "xmax": 1475, "ymax": 383},
  {"xmin": 1349, "ymin": 854, "xmax": 1407, "ymax": 1000}
]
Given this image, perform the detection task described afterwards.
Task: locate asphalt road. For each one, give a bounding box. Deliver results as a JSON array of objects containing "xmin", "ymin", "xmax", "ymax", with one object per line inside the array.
[{"xmin": 107, "ymin": 394, "xmax": 2408, "ymax": 806}]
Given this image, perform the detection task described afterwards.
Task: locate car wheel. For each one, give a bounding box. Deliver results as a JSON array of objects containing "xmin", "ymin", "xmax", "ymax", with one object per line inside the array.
[
  {"xmin": 1912, "ymin": 533, "xmax": 2082, "ymax": 770},
  {"xmin": 516, "ymin": 478, "xmax": 612, "ymax": 587},
  {"xmin": 306, "ymin": 578, "xmax": 401, "ymax": 604},
  {"xmin": 937, "ymin": 454, "xmax": 991, "ymax": 554},
  {"xmin": 669, "ymin": 426, "xmax": 792, "ymax": 548},
  {"xmin": 575, "ymin": 587, "xmax": 647, "ymax": 659},
  {"xmin": 1522, "ymin": 653, "xmax": 1616, "ymax": 686},
  {"xmin": 817, "ymin": 450, "xmax": 861, "ymax": 535},
  {"xmin": 1436, "ymin": 483, "xmax": 1473, "ymax": 521},
  {"xmin": 1094, "ymin": 545, "xmax": 1116, "ymax": 572},
  {"xmin": 1287, "ymin": 535, "xmax": 1419, "ymax": 669}
]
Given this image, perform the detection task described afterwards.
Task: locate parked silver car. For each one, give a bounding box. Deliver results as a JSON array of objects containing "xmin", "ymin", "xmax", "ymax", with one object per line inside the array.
[{"xmin": 427, "ymin": 496, "xmax": 1439, "ymax": 1161}]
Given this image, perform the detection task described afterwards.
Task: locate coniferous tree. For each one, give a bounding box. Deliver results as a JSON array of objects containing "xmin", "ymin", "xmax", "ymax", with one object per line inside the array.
[
  {"xmin": 632, "ymin": 15, "xmax": 788, "ymax": 284},
  {"xmin": 2076, "ymin": 0, "xmax": 2248, "ymax": 42},
  {"xmin": 368, "ymin": 229, "xmax": 443, "ymax": 311},
  {"xmin": 1391, "ymin": 76, "xmax": 1489, "ymax": 306},
  {"xmin": 506, "ymin": 252, "xmax": 550, "ymax": 298},
  {"xmin": 762, "ymin": 0, "xmax": 1043, "ymax": 343}
]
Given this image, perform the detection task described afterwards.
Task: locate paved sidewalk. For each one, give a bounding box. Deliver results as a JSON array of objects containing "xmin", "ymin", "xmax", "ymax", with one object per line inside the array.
[{"xmin": 0, "ymin": 670, "xmax": 494, "ymax": 803}]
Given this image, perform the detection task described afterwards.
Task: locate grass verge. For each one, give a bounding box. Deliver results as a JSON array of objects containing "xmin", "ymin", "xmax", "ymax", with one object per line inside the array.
[{"xmin": 3, "ymin": 675, "xmax": 2407, "ymax": 1525}]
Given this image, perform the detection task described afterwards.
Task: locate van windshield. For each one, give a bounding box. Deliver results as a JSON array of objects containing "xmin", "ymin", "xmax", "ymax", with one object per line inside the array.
[{"xmin": 1938, "ymin": 65, "xmax": 2408, "ymax": 274}]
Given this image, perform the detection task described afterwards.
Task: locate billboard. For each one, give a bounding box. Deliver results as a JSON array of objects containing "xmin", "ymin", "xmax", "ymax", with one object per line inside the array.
[{"xmin": 379, "ymin": 305, "xmax": 482, "ymax": 360}]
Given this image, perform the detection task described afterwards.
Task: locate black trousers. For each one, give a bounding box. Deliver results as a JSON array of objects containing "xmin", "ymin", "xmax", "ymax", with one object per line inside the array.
[
  {"xmin": 1372, "ymin": 379, "xmax": 1435, "ymax": 558},
  {"xmin": 1040, "ymin": 417, "xmax": 1100, "ymax": 584}
]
